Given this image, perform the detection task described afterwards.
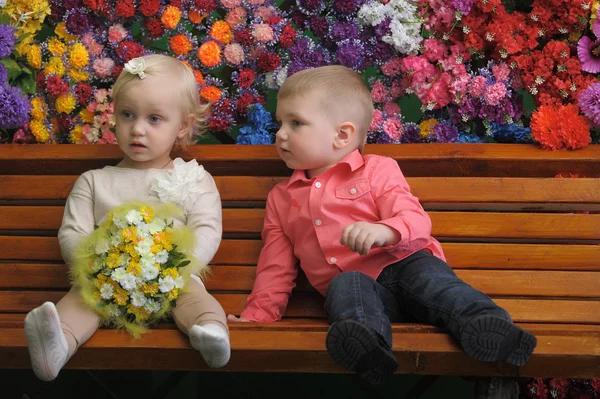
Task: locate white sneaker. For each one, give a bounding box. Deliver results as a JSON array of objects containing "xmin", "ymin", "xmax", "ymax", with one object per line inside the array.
[
  {"xmin": 189, "ymin": 323, "xmax": 231, "ymax": 368},
  {"xmin": 24, "ymin": 302, "xmax": 69, "ymax": 381}
]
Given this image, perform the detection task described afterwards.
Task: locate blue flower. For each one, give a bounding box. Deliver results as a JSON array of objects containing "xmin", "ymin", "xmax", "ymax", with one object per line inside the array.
[
  {"xmin": 491, "ymin": 122, "xmax": 532, "ymax": 143},
  {"xmin": 457, "ymin": 133, "xmax": 486, "ymax": 143},
  {"xmin": 0, "ymin": 83, "xmax": 31, "ymax": 129},
  {"xmin": 236, "ymin": 104, "xmax": 277, "ymax": 145}
]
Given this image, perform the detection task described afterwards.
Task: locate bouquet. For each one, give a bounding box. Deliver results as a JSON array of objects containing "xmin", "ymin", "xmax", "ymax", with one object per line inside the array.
[{"xmin": 71, "ymin": 201, "xmax": 206, "ymax": 338}]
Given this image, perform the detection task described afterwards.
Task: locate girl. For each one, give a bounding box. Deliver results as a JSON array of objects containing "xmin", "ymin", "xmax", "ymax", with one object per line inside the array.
[{"xmin": 24, "ymin": 54, "xmax": 230, "ymax": 381}]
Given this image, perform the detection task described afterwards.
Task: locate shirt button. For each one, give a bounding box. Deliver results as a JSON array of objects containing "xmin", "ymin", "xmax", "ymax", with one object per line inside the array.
[
  {"xmin": 350, "ymin": 187, "xmax": 357, "ymax": 195},
  {"xmin": 315, "ymin": 219, "xmax": 322, "ymax": 226},
  {"xmin": 330, "ymin": 257, "xmax": 337, "ymax": 263},
  {"xmin": 315, "ymin": 181, "xmax": 322, "ymax": 188}
]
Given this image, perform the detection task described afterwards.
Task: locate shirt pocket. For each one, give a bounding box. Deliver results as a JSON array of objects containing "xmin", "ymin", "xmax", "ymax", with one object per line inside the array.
[{"xmin": 335, "ymin": 179, "xmax": 371, "ymax": 200}]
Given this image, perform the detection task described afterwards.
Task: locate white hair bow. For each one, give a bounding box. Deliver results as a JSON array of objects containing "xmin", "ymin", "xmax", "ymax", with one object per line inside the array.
[{"xmin": 124, "ymin": 57, "xmax": 146, "ymax": 79}]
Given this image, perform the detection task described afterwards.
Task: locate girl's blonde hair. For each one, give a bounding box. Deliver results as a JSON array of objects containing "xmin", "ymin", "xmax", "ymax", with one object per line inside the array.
[{"xmin": 111, "ymin": 54, "xmax": 210, "ymax": 148}]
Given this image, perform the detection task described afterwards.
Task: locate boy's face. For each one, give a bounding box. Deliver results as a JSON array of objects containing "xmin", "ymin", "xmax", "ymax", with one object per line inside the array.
[
  {"xmin": 275, "ymin": 90, "xmax": 344, "ymax": 178},
  {"xmin": 115, "ymin": 74, "xmax": 190, "ymax": 169}
]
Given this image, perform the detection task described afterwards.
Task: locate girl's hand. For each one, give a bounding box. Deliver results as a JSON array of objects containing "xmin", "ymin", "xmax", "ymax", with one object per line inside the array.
[
  {"xmin": 227, "ymin": 315, "xmax": 251, "ymax": 322},
  {"xmin": 340, "ymin": 222, "xmax": 401, "ymax": 256}
]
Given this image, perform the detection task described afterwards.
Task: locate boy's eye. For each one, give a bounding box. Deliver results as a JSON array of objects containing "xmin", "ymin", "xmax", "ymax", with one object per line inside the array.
[
  {"xmin": 149, "ymin": 115, "xmax": 161, "ymax": 123},
  {"xmin": 291, "ymin": 120, "xmax": 302, "ymax": 127}
]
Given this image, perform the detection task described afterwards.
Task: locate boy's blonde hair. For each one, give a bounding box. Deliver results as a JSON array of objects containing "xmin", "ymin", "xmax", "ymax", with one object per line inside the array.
[
  {"xmin": 278, "ymin": 65, "xmax": 374, "ymax": 148},
  {"xmin": 111, "ymin": 54, "xmax": 210, "ymax": 148}
]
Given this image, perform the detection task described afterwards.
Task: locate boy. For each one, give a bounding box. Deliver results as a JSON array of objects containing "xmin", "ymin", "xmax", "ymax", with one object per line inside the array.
[{"xmin": 229, "ymin": 65, "xmax": 537, "ymax": 384}]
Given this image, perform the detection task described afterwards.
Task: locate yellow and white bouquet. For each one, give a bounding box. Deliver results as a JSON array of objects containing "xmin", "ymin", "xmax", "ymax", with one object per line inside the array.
[{"xmin": 71, "ymin": 201, "xmax": 206, "ymax": 338}]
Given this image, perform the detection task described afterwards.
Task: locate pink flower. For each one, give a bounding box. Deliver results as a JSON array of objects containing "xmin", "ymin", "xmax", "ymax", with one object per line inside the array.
[
  {"xmin": 369, "ymin": 109, "xmax": 383, "ymax": 131},
  {"xmin": 87, "ymin": 101, "xmax": 98, "ymax": 113},
  {"xmin": 383, "ymin": 118, "xmax": 403, "ymax": 140},
  {"xmin": 221, "ymin": 0, "xmax": 242, "ymax": 8},
  {"xmin": 383, "ymin": 101, "xmax": 401, "ymax": 115},
  {"xmin": 370, "ymin": 80, "xmax": 389, "ymax": 103},
  {"xmin": 108, "ymin": 24, "xmax": 127, "ymax": 44},
  {"xmin": 81, "ymin": 32, "xmax": 104, "ymax": 56},
  {"xmin": 254, "ymin": 5, "xmax": 275, "ymax": 19},
  {"xmin": 252, "ymin": 23, "xmax": 274, "ymax": 43},
  {"xmin": 450, "ymin": 74, "xmax": 470, "ymax": 98},
  {"xmin": 390, "ymin": 80, "xmax": 404, "ymax": 98},
  {"xmin": 226, "ymin": 7, "xmax": 247, "ymax": 27},
  {"xmin": 98, "ymin": 131, "xmax": 116, "ymax": 144},
  {"xmin": 248, "ymin": 0, "xmax": 266, "ymax": 4},
  {"xmin": 224, "ymin": 43, "xmax": 245, "ymax": 65},
  {"xmin": 492, "ymin": 63, "xmax": 511, "ymax": 82},
  {"xmin": 468, "ymin": 76, "xmax": 487, "ymax": 97},
  {"xmin": 484, "ymin": 82, "xmax": 507, "ymax": 105},
  {"xmin": 93, "ymin": 58, "xmax": 115, "ymax": 78},
  {"xmin": 423, "ymin": 39, "xmax": 447, "ymax": 63},
  {"xmin": 95, "ymin": 88, "xmax": 109, "ymax": 103},
  {"xmin": 381, "ymin": 58, "xmax": 403, "ymax": 76}
]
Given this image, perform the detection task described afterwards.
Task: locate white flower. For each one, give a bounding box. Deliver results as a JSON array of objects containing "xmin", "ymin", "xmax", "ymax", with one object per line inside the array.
[
  {"xmin": 174, "ymin": 276, "xmax": 185, "ymax": 289},
  {"xmin": 147, "ymin": 219, "xmax": 166, "ymax": 234},
  {"xmin": 112, "ymin": 214, "xmax": 127, "ymax": 229},
  {"xmin": 110, "ymin": 233, "xmax": 123, "ymax": 247},
  {"xmin": 158, "ymin": 276, "xmax": 176, "ymax": 293},
  {"xmin": 93, "ymin": 257, "xmax": 105, "ymax": 272},
  {"xmin": 150, "ymin": 158, "xmax": 206, "ymax": 212},
  {"xmin": 123, "ymin": 57, "xmax": 146, "ymax": 79},
  {"xmin": 155, "ymin": 249, "xmax": 169, "ymax": 264},
  {"xmin": 95, "ymin": 238, "xmax": 109, "ymax": 255},
  {"xmin": 126, "ymin": 210, "xmax": 143, "ymax": 226},
  {"xmin": 111, "ymin": 267, "xmax": 127, "ymax": 282},
  {"xmin": 106, "ymin": 304, "xmax": 122, "ymax": 318},
  {"xmin": 112, "ymin": 267, "xmax": 138, "ymax": 291},
  {"xmin": 276, "ymin": 66, "xmax": 288, "ymax": 87},
  {"xmin": 135, "ymin": 238, "xmax": 154, "ymax": 255},
  {"xmin": 0, "ymin": 0, "xmax": 7, "ymax": 8},
  {"xmin": 130, "ymin": 291, "xmax": 147, "ymax": 307},
  {"xmin": 144, "ymin": 299, "xmax": 161, "ymax": 314},
  {"xmin": 100, "ymin": 283, "xmax": 114, "ymax": 300},
  {"xmin": 141, "ymin": 262, "xmax": 159, "ymax": 281}
]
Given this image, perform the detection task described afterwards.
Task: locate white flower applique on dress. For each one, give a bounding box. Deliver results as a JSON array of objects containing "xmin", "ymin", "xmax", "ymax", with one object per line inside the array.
[{"xmin": 150, "ymin": 158, "xmax": 205, "ymax": 213}]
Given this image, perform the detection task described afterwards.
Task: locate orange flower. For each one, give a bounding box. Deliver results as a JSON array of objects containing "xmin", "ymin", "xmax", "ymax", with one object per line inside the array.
[
  {"xmin": 169, "ymin": 34, "xmax": 193, "ymax": 56},
  {"xmin": 161, "ymin": 5, "xmax": 182, "ymax": 29},
  {"xmin": 210, "ymin": 21, "xmax": 233, "ymax": 44},
  {"xmin": 197, "ymin": 41, "xmax": 222, "ymax": 67},
  {"xmin": 200, "ymin": 86, "xmax": 222, "ymax": 103},
  {"xmin": 188, "ymin": 8, "xmax": 207, "ymax": 24},
  {"xmin": 194, "ymin": 69, "xmax": 205, "ymax": 85},
  {"xmin": 531, "ymin": 104, "xmax": 592, "ymax": 150}
]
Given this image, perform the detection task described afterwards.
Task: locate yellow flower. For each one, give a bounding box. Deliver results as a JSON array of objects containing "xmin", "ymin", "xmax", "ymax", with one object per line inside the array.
[
  {"xmin": 68, "ymin": 43, "xmax": 90, "ymax": 70},
  {"xmin": 162, "ymin": 268, "xmax": 179, "ymax": 280},
  {"xmin": 150, "ymin": 243, "xmax": 163, "ymax": 254},
  {"xmin": 106, "ymin": 251, "xmax": 122, "ymax": 269},
  {"xmin": 55, "ymin": 22, "xmax": 78, "ymax": 42},
  {"xmin": 127, "ymin": 305, "xmax": 151, "ymax": 321},
  {"xmin": 29, "ymin": 120, "xmax": 50, "ymax": 143},
  {"xmin": 79, "ymin": 108, "xmax": 94, "ymax": 124},
  {"xmin": 127, "ymin": 260, "xmax": 142, "ymax": 276},
  {"xmin": 125, "ymin": 243, "xmax": 138, "ymax": 257},
  {"xmin": 47, "ymin": 37, "xmax": 67, "ymax": 56},
  {"xmin": 139, "ymin": 206, "xmax": 154, "ymax": 223},
  {"xmin": 69, "ymin": 125, "xmax": 85, "ymax": 143},
  {"xmin": 114, "ymin": 289, "xmax": 129, "ymax": 306},
  {"xmin": 592, "ymin": 1, "xmax": 600, "ymax": 25},
  {"xmin": 121, "ymin": 226, "xmax": 137, "ymax": 242},
  {"xmin": 69, "ymin": 69, "xmax": 90, "ymax": 82},
  {"xmin": 45, "ymin": 57, "xmax": 66, "ymax": 77},
  {"xmin": 161, "ymin": 6, "xmax": 182, "ymax": 29},
  {"xmin": 419, "ymin": 118, "xmax": 438, "ymax": 138},
  {"xmin": 167, "ymin": 289, "xmax": 180, "ymax": 301},
  {"xmin": 142, "ymin": 282, "xmax": 159, "ymax": 296},
  {"xmin": 30, "ymin": 97, "xmax": 47, "ymax": 121},
  {"xmin": 25, "ymin": 44, "xmax": 42, "ymax": 69},
  {"xmin": 55, "ymin": 93, "xmax": 76, "ymax": 114},
  {"xmin": 94, "ymin": 273, "xmax": 108, "ymax": 289}
]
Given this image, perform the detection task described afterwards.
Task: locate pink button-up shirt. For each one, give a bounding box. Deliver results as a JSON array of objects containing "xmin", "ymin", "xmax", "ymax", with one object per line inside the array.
[{"xmin": 240, "ymin": 150, "xmax": 445, "ymax": 322}]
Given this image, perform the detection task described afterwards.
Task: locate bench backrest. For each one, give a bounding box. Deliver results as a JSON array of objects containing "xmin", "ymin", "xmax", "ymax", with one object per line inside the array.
[{"xmin": 0, "ymin": 144, "xmax": 599, "ymax": 327}]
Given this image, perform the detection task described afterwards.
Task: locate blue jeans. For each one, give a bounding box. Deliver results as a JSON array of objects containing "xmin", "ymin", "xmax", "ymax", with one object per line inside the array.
[{"xmin": 325, "ymin": 250, "xmax": 511, "ymax": 350}]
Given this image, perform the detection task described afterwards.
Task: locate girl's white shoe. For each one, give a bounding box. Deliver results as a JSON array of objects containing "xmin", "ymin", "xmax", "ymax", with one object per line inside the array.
[
  {"xmin": 189, "ymin": 323, "xmax": 231, "ymax": 368},
  {"xmin": 24, "ymin": 302, "xmax": 69, "ymax": 381}
]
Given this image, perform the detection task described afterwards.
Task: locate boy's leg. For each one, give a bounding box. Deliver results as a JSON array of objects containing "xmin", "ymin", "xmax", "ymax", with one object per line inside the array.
[
  {"xmin": 325, "ymin": 271, "xmax": 399, "ymax": 384},
  {"xmin": 381, "ymin": 250, "xmax": 536, "ymax": 366},
  {"xmin": 24, "ymin": 287, "xmax": 100, "ymax": 381},
  {"xmin": 172, "ymin": 275, "xmax": 230, "ymax": 368}
]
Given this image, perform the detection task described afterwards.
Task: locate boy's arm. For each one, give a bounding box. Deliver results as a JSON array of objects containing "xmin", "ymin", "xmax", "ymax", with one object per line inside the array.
[
  {"xmin": 58, "ymin": 174, "xmax": 96, "ymax": 267},
  {"xmin": 236, "ymin": 190, "xmax": 298, "ymax": 322}
]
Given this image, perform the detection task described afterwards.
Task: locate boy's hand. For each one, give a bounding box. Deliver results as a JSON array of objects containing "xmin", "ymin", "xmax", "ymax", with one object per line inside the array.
[
  {"xmin": 227, "ymin": 314, "xmax": 251, "ymax": 322},
  {"xmin": 340, "ymin": 222, "xmax": 401, "ymax": 256}
]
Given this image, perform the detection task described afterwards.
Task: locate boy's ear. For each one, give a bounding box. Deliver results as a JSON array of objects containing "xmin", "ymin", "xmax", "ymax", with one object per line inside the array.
[
  {"xmin": 178, "ymin": 114, "xmax": 195, "ymax": 138},
  {"xmin": 333, "ymin": 121, "xmax": 356, "ymax": 149}
]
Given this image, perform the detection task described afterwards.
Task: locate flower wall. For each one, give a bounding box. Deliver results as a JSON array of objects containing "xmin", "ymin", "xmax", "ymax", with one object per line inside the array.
[{"xmin": 1, "ymin": 0, "xmax": 600, "ymax": 148}]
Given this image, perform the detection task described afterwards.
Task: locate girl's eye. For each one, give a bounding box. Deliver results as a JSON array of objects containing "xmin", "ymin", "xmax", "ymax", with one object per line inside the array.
[
  {"xmin": 121, "ymin": 111, "xmax": 133, "ymax": 119},
  {"xmin": 149, "ymin": 116, "xmax": 161, "ymax": 123}
]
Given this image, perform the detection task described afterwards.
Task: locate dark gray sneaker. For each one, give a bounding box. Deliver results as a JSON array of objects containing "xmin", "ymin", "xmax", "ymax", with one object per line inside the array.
[{"xmin": 326, "ymin": 319, "xmax": 398, "ymax": 385}]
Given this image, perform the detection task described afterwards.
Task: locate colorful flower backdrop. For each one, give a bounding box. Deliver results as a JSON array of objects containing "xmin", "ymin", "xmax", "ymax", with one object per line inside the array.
[{"xmin": 1, "ymin": 0, "xmax": 600, "ymax": 148}]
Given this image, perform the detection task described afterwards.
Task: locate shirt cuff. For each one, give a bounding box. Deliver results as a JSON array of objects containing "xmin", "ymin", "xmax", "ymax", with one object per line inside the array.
[
  {"xmin": 376, "ymin": 220, "xmax": 410, "ymax": 251},
  {"xmin": 240, "ymin": 306, "xmax": 281, "ymax": 322}
]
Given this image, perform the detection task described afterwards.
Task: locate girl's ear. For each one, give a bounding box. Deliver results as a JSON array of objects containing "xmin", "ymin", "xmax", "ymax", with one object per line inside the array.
[
  {"xmin": 333, "ymin": 121, "xmax": 356, "ymax": 149},
  {"xmin": 178, "ymin": 114, "xmax": 195, "ymax": 138}
]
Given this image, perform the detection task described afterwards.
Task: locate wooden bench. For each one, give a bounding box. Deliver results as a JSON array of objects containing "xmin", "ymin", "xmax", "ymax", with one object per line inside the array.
[{"xmin": 0, "ymin": 144, "xmax": 599, "ymax": 379}]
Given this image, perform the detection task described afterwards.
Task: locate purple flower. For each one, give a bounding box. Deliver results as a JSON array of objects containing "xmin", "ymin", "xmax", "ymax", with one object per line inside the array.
[
  {"xmin": 577, "ymin": 36, "xmax": 600, "ymax": 73},
  {"xmin": 66, "ymin": 10, "xmax": 90, "ymax": 35},
  {"xmin": 333, "ymin": 0, "xmax": 358, "ymax": 14},
  {"xmin": 0, "ymin": 24, "xmax": 17, "ymax": 58},
  {"xmin": 336, "ymin": 39, "xmax": 365, "ymax": 70},
  {"xmin": 452, "ymin": 0, "xmax": 474, "ymax": 15},
  {"xmin": 401, "ymin": 123, "xmax": 421, "ymax": 143},
  {"xmin": 331, "ymin": 21, "xmax": 360, "ymax": 42},
  {"xmin": 49, "ymin": 0, "xmax": 67, "ymax": 21},
  {"xmin": 374, "ymin": 18, "xmax": 391, "ymax": 40},
  {"xmin": 371, "ymin": 42, "xmax": 394, "ymax": 65},
  {"xmin": 432, "ymin": 120, "xmax": 459, "ymax": 143},
  {"xmin": 578, "ymin": 82, "xmax": 600, "ymax": 127},
  {"xmin": 64, "ymin": 0, "xmax": 82, "ymax": 8},
  {"xmin": 0, "ymin": 83, "xmax": 32, "ymax": 129},
  {"xmin": 309, "ymin": 16, "xmax": 329, "ymax": 38},
  {"xmin": 0, "ymin": 64, "xmax": 7, "ymax": 85},
  {"xmin": 297, "ymin": 0, "xmax": 324, "ymax": 15},
  {"xmin": 287, "ymin": 38, "xmax": 330, "ymax": 75}
]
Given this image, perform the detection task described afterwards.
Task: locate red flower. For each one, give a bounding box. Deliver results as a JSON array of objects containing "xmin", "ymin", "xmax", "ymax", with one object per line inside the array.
[
  {"xmin": 235, "ymin": 92, "xmax": 264, "ymax": 116},
  {"xmin": 208, "ymin": 117, "xmax": 231, "ymax": 132},
  {"xmin": 75, "ymin": 83, "xmax": 93, "ymax": 106},
  {"xmin": 116, "ymin": 41, "xmax": 145, "ymax": 62},
  {"xmin": 46, "ymin": 75, "xmax": 69, "ymax": 97},
  {"xmin": 139, "ymin": 0, "xmax": 160, "ymax": 16},
  {"xmin": 258, "ymin": 52, "xmax": 281, "ymax": 72},
  {"xmin": 115, "ymin": 0, "xmax": 136, "ymax": 18},
  {"xmin": 57, "ymin": 114, "xmax": 71, "ymax": 133},
  {"xmin": 531, "ymin": 104, "xmax": 591, "ymax": 150},
  {"xmin": 170, "ymin": 0, "xmax": 182, "ymax": 7},
  {"xmin": 145, "ymin": 18, "xmax": 164, "ymax": 37},
  {"xmin": 36, "ymin": 71, "xmax": 47, "ymax": 90},
  {"xmin": 279, "ymin": 24, "xmax": 296, "ymax": 47},
  {"xmin": 237, "ymin": 68, "xmax": 255, "ymax": 88},
  {"xmin": 83, "ymin": 0, "xmax": 104, "ymax": 10},
  {"xmin": 112, "ymin": 65, "xmax": 124, "ymax": 79},
  {"xmin": 526, "ymin": 378, "xmax": 548, "ymax": 398},
  {"xmin": 194, "ymin": 0, "xmax": 216, "ymax": 12},
  {"xmin": 266, "ymin": 16, "xmax": 283, "ymax": 25},
  {"xmin": 234, "ymin": 29, "xmax": 253, "ymax": 46}
]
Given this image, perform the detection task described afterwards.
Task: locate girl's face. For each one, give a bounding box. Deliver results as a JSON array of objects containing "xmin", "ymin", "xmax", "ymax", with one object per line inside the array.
[{"xmin": 114, "ymin": 74, "xmax": 193, "ymax": 169}]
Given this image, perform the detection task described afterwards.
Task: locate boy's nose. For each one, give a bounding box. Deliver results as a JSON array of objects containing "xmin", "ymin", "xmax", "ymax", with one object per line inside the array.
[{"xmin": 275, "ymin": 128, "xmax": 286, "ymax": 141}]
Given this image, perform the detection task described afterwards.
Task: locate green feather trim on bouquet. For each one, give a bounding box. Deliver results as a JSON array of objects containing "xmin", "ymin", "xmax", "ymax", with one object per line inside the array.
[{"xmin": 70, "ymin": 201, "xmax": 209, "ymax": 338}]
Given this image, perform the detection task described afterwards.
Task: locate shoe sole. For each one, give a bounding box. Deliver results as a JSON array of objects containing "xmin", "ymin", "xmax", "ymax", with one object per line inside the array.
[
  {"xmin": 326, "ymin": 319, "xmax": 398, "ymax": 385},
  {"xmin": 460, "ymin": 315, "xmax": 537, "ymax": 367}
]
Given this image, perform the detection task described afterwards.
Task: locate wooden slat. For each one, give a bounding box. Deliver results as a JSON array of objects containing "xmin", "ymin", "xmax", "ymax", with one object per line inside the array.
[
  {"xmin": 3, "ymin": 206, "xmax": 599, "ymax": 241},
  {"xmin": 4, "ymin": 175, "xmax": 600, "ymax": 207},
  {"xmin": 2, "ymin": 144, "xmax": 600, "ymax": 177},
  {"xmin": 0, "ymin": 291, "xmax": 598, "ymax": 324},
  {"xmin": 2, "ymin": 263, "xmax": 598, "ymax": 299},
  {"xmin": 2, "ymin": 237, "xmax": 599, "ymax": 271}
]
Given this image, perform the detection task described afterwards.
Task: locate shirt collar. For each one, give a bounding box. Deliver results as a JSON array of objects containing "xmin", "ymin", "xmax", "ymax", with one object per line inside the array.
[{"xmin": 286, "ymin": 149, "xmax": 365, "ymax": 187}]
